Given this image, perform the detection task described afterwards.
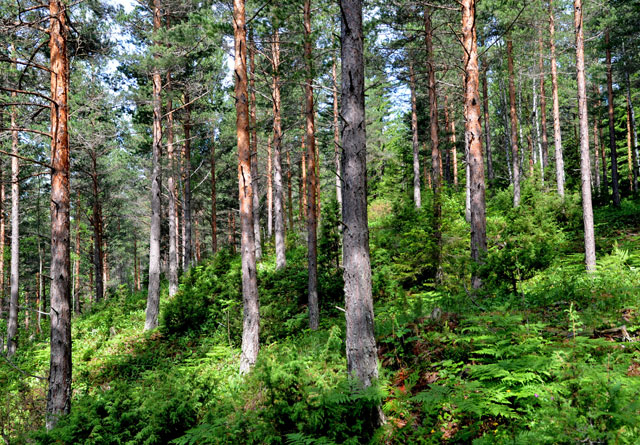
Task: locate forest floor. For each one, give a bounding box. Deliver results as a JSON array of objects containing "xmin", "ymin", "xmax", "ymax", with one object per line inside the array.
[{"xmin": 3, "ymin": 190, "xmax": 640, "ymax": 444}]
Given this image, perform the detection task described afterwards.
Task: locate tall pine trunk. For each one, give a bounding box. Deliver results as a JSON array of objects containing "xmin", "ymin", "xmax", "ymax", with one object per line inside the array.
[
  {"xmin": 167, "ymin": 87, "xmax": 179, "ymax": 297},
  {"xmin": 605, "ymin": 30, "xmax": 620, "ymax": 207},
  {"xmin": 574, "ymin": 0, "xmax": 596, "ymax": 271},
  {"xmin": 332, "ymin": 44, "xmax": 342, "ymax": 207},
  {"xmin": 549, "ymin": 0, "xmax": 565, "ymax": 197},
  {"xmin": 628, "ymin": 74, "xmax": 639, "ymax": 193},
  {"xmin": 482, "ymin": 66, "xmax": 494, "ymax": 181},
  {"xmin": 182, "ymin": 95, "xmax": 193, "ymax": 267},
  {"xmin": 425, "ymin": 7, "xmax": 442, "ymax": 277},
  {"xmin": 90, "ymin": 154, "xmax": 104, "ymax": 302},
  {"xmin": 341, "ymin": 0, "xmax": 380, "ymax": 404},
  {"xmin": 145, "ymin": 0, "xmax": 162, "ymax": 331},
  {"xmin": 538, "ymin": 30, "xmax": 550, "ymax": 175},
  {"xmin": 0, "ymin": 155, "xmax": 4, "ymax": 317},
  {"xmin": 462, "ymin": 0, "xmax": 487, "ymax": 289},
  {"xmin": 211, "ymin": 142, "xmax": 217, "ymax": 254},
  {"xmin": 507, "ymin": 39, "xmax": 521, "ymax": 207},
  {"xmin": 409, "ymin": 61, "xmax": 421, "ymax": 208},
  {"xmin": 304, "ymin": 0, "xmax": 319, "ymax": 329},
  {"xmin": 46, "ymin": 0, "xmax": 72, "ymax": 429},
  {"xmin": 249, "ymin": 30, "xmax": 262, "ymax": 260},
  {"xmin": 7, "ymin": 84, "xmax": 19, "ymax": 357},
  {"xmin": 267, "ymin": 135, "xmax": 273, "ymax": 237},
  {"xmin": 271, "ymin": 26, "xmax": 286, "ymax": 270},
  {"xmin": 235, "ymin": 0, "xmax": 260, "ymax": 374}
]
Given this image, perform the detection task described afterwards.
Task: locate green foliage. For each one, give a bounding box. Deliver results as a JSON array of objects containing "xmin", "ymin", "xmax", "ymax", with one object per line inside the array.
[
  {"xmin": 481, "ymin": 185, "xmax": 578, "ymax": 296},
  {"xmin": 370, "ymin": 197, "xmax": 437, "ymax": 299}
]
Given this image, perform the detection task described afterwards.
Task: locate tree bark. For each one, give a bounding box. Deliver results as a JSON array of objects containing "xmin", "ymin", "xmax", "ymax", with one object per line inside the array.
[
  {"xmin": 538, "ymin": 30, "xmax": 550, "ymax": 174},
  {"xmin": 46, "ymin": 0, "xmax": 72, "ymax": 429},
  {"xmin": 286, "ymin": 148, "xmax": 293, "ymax": 228},
  {"xmin": 7, "ymin": 83, "xmax": 19, "ymax": 357},
  {"xmin": 145, "ymin": 0, "xmax": 162, "ymax": 331},
  {"xmin": 628, "ymin": 74, "xmax": 639, "ymax": 193},
  {"xmin": 605, "ymin": 30, "xmax": 620, "ymax": 207},
  {"xmin": 133, "ymin": 238, "xmax": 140, "ymax": 292},
  {"xmin": 182, "ymin": 94, "xmax": 193, "ymax": 267},
  {"xmin": 90, "ymin": 154, "xmax": 104, "ymax": 302},
  {"xmin": 304, "ymin": 0, "xmax": 319, "ymax": 330},
  {"xmin": 549, "ymin": 0, "xmax": 565, "ymax": 197},
  {"xmin": 332, "ymin": 43, "xmax": 342, "ymax": 207},
  {"xmin": 409, "ymin": 61, "xmax": 421, "ymax": 207},
  {"xmin": 341, "ymin": 0, "xmax": 379, "ymax": 396},
  {"xmin": 594, "ymin": 85, "xmax": 608, "ymax": 194},
  {"xmin": 73, "ymin": 195, "xmax": 81, "ymax": 312},
  {"xmin": 462, "ymin": 0, "xmax": 487, "ymax": 289},
  {"xmin": 249, "ymin": 30, "xmax": 262, "ymax": 260},
  {"xmin": 447, "ymin": 96, "xmax": 458, "ymax": 186},
  {"xmin": 195, "ymin": 214, "xmax": 201, "ymax": 263},
  {"xmin": 425, "ymin": 7, "xmax": 442, "ymax": 275},
  {"xmin": 300, "ymin": 125, "xmax": 307, "ymax": 222},
  {"xmin": 0, "ymin": 154, "xmax": 4, "ymax": 319},
  {"xmin": 574, "ymin": 0, "xmax": 596, "ymax": 271},
  {"xmin": 271, "ymin": 26, "xmax": 286, "ymax": 270},
  {"xmin": 235, "ymin": 0, "xmax": 260, "ymax": 374},
  {"xmin": 507, "ymin": 39, "xmax": 521, "ymax": 207},
  {"xmin": 267, "ymin": 135, "xmax": 273, "ymax": 237},
  {"xmin": 481, "ymin": 66, "xmax": 493, "ymax": 182},
  {"xmin": 626, "ymin": 77, "xmax": 638, "ymax": 193},
  {"xmin": 166, "ymin": 82, "xmax": 179, "ymax": 297},
  {"xmin": 593, "ymin": 103, "xmax": 602, "ymax": 195},
  {"xmin": 211, "ymin": 142, "xmax": 217, "ymax": 254}
]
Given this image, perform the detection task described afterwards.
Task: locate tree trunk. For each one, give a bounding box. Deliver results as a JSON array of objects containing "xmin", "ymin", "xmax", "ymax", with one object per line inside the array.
[
  {"xmin": 271, "ymin": 26, "xmax": 286, "ymax": 270},
  {"xmin": 300, "ymin": 128, "xmax": 307, "ymax": 222},
  {"xmin": 91, "ymin": 155, "xmax": 104, "ymax": 302},
  {"xmin": 0, "ymin": 154, "xmax": 4, "ymax": 319},
  {"xmin": 628, "ymin": 74, "xmax": 639, "ymax": 193},
  {"xmin": 46, "ymin": 0, "xmax": 72, "ymax": 429},
  {"xmin": 287, "ymin": 148, "xmax": 293, "ymax": 228},
  {"xmin": 606, "ymin": 30, "xmax": 620, "ymax": 207},
  {"xmin": 182, "ymin": 94, "xmax": 193, "ymax": 267},
  {"xmin": 549, "ymin": 0, "xmax": 565, "ymax": 197},
  {"xmin": 626, "ymin": 77, "xmax": 638, "ymax": 193},
  {"xmin": 267, "ymin": 135, "xmax": 273, "ymax": 237},
  {"xmin": 304, "ymin": 0, "xmax": 319, "ymax": 330},
  {"xmin": 73, "ymin": 195, "xmax": 81, "ymax": 311},
  {"xmin": 593, "ymin": 110, "xmax": 601, "ymax": 195},
  {"xmin": 533, "ymin": 76, "xmax": 544, "ymax": 182},
  {"xmin": 235, "ymin": 0, "xmax": 260, "ymax": 374},
  {"xmin": 211, "ymin": 142, "xmax": 217, "ymax": 254},
  {"xmin": 507, "ymin": 39, "xmax": 521, "ymax": 207},
  {"xmin": 133, "ymin": 238, "xmax": 139, "ymax": 292},
  {"xmin": 443, "ymin": 96, "xmax": 452, "ymax": 185},
  {"xmin": 166, "ymin": 82, "xmax": 179, "ymax": 297},
  {"xmin": 228, "ymin": 210, "xmax": 234, "ymax": 252},
  {"xmin": 409, "ymin": 61, "xmax": 421, "ymax": 207},
  {"xmin": 425, "ymin": 7, "xmax": 442, "ymax": 275},
  {"xmin": 195, "ymin": 215, "xmax": 201, "ymax": 263},
  {"xmin": 574, "ymin": 0, "xmax": 596, "ymax": 271},
  {"xmin": 341, "ymin": 0, "xmax": 380, "ymax": 401},
  {"xmin": 7, "ymin": 85, "xmax": 19, "ymax": 357},
  {"xmin": 447, "ymin": 96, "xmax": 458, "ymax": 187},
  {"xmin": 249, "ymin": 30, "xmax": 262, "ymax": 260},
  {"xmin": 462, "ymin": 0, "xmax": 487, "ymax": 289},
  {"xmin": 626, "ymin": 91, "xmax": 634, "ymax": 191},
  {"xmin": 538, "ymin": 30, "xmax": 550, "ymax": 174},
  {"xmin": 332, "ymin": 44, "xmax": 342, "ymax": 207},
  {"xmin": 481, "ymin": 66, "xmax": 493, "ymax": 182},
  {"xmin": 594, "ymin": 85, "xmax": 608, "ymax": 194},
  {"xmin": 145, "ymin": 0, "xmax": 162, "ymax": 331}
]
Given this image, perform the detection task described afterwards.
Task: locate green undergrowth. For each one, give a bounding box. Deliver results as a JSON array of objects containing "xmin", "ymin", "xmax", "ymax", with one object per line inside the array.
[{"xmin": 3, "ymin": 192, "xmax": 640, "ymax": 444}]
